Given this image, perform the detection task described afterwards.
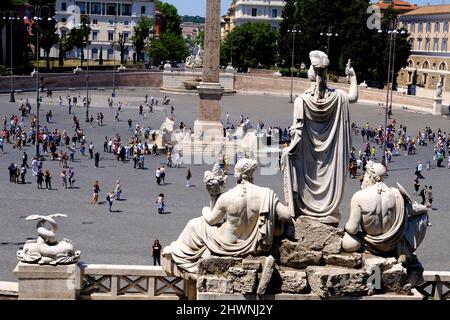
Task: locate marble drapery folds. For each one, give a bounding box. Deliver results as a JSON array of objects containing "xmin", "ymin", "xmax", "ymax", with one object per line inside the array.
[{"xmin": 283, "ymin": 89, "xmax": 351, "ymax": 219}]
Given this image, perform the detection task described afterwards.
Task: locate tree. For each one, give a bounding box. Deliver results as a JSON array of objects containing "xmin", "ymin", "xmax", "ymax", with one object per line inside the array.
[
  {"xmin": 58, "ymin": 37, "xmax": 64, "ymax": 67},
  {"xmin": 221, "ymin": 23, "xmax": 278, "ymax": 72},
  {"xmin": 278, "ymin": 0, "xmax": 410, "ymax": 85},
  {"xmin": 63, "ymin": 14, "xmax": 91, "ymax": 67},
  {"xmin": 38, "ymin": 19, "xmax": 59, "ymax": 69},
  {"xmin": 114, "ymin": 32, "xmax": 129, "ymax": 64},
  {"xmin": 131, "ymin": 16, "xmax": 152, "ymax": 62},
  {"xmin": 159, "ymin": 2, "xmax": 182, "ymax": 35},
  {"xmin": 99, "ymin": 46, "xmax": 103, "ymax": 65},
  {"xmin": 148, "ymin": 32, "xmax": 188, "ymax": 66}
]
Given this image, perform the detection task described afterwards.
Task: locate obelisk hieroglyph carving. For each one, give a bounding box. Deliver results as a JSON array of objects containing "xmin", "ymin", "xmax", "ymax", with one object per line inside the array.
[{"xmin": 194, "ymin": 0, "xmax": 224, "ymax": 139}]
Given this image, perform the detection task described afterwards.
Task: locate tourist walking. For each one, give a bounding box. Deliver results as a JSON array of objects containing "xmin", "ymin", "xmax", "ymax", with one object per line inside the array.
[
  {"xmin": 67, "ymin": 168, "xmax": 75, "ymax": 188},
  {"xmin": 186, "ymin": 168, "xmax": 192, "ymax": 187},
  {"xmin": 106, "ymin": 192, "xmax": 115, "ymax": 212},
  {"xmin": 427, "ymin": 186, "xmax": 433, "ymax": 208},
  {"xmin": 94, "ymin": 151, "xmax": 100, "ymax": 168},
  {"xmin": 20, "ymin": 164, "xmax": 27, "ymax": 184},
  {"xmin": 37, "ymin": 169, "xmax": 44, "ymax": 189},
  {"xmin": 89, "ymin": 142, "xmax": 94, "ymax": 159},
  {"xmin": 60, "ymin": 170, "xmax": 68, "ymax": 189},
  {"xmin": 152, "ymin": 239, "xmax": 162, "ymax": 266},
  {"xmin": 44, "ymin": 169, "xmax": 52, "ymax": 190},
  {"xmin": 114, "ymin": 180, "xmax": 122, "ymax": 200},
  {"xmin": 155, "ymin": 167, "xmax": 161, "ymax": 185},
  {"xmin": 91, "ymin": 181, "xmax": 100, "ymax": 205},
  {"xmin": 156, "ymin": 193, "xmax": 165, "ymax": 214},
  {"xmin": 419, "ymin": 186, "xmax": 427, "ymax": 205},
  {"xmin": 413, "ymin": 178, "xmax": 420, "ymax": 196},
  {"xmin": 160, "ymin": 166, "xmax": 166, "ymax": 185}
]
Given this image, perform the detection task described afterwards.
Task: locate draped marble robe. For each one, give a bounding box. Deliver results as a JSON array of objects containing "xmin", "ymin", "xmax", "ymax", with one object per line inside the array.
[
  {"xmin": 282, "ymin": 89, "xmax": 351, "ymax": 220},
  {"xmin": 167, "ymin": 187, "xmax": 279, "ymax": 273}
]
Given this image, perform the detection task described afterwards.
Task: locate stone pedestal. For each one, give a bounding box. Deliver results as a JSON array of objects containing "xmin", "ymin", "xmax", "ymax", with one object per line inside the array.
[
  {"xmin": 195, "ymin": 82, "xmax": 224, "ymax": 139},
  {"xmin": 432, "ymin": 96, "xmax": 445, "ymax": 115},
  {"xmin": 14, "ymin": 262, "xmax": 81, "ymax": 300}
]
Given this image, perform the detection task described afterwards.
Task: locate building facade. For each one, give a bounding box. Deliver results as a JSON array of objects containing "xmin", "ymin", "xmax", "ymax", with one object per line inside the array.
[
  {"xmin": 374, "ymin": 0, "xmax": 418, "ymax": 14},
  {"xmin": 52, "ymin": 0, "xmax": 156, "ymax": 63},
  {"xmin": 225, "ymin": 0, "xmax": 284, "ymax": 33},
  {"xmin": 181, "ymin": 22, "xmax": 204, "ymax": 40},
  {"xmin": 398, "ymin": 5, "xmax": 450, "ymax": 92}
]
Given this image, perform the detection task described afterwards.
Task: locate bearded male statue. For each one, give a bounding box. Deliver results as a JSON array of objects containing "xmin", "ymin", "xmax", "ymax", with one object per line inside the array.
[{"xmin": 163, "ymin": 159, "xmax": 293, "ymax": 274}]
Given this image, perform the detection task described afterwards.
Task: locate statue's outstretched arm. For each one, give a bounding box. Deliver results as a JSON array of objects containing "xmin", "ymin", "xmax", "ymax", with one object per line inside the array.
[
  {"xmin": 345, "ymin": 196, "xmax": 362, "ymax": 235},
  {"xmin": 346, "ymin": 63, "xmax": 359, "ymax": 103},
  {"xmin": 202, "ymin": 198, "xmax": 226, "ymax": 226}
]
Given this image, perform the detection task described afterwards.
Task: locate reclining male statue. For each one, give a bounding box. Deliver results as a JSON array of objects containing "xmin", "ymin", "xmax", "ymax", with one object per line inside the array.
[
  {"xmin": 343, "ymin": 161, "xmax": 429, "ymax": 280},
  {"xmin": 163, "ymin": 159, "xmax": 293, "ymax": 274}
]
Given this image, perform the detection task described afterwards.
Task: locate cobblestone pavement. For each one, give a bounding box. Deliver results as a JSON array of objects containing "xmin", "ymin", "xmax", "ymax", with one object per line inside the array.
[{"xmin": 0, "ymin": 89, "xmax": 448, "ymax": 281}]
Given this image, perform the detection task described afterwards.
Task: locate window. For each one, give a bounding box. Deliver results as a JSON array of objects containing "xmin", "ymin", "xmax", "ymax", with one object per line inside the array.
[
  {"xmin": 423, "ymin": 73, "xmax": 428, "ymax": 85},
  {"xmin": 92, "ymin": 19, "xmax": 98, "ymax": 25},
  {"xmin": 435, "ymin": 21, "xmax": 440, "ymax": 33},
  {"xmin": 92, "ymin": 31, "xmax": 98, "ymax": 41},
  {"xmin": 418, "ymin": 22, "xmax": 423, "ymax": 33},
  {"xmin": 106, "ymin": 3, "xmax": 117, "ymax": 16},
  {"xmin": 124, "ymin": 20, "xmax": 129, "ymax": 26},
  {"xmin": 409, "ymin": 38, "xmax": 414, "ymax": 50},
  {"xmin": 425, "ymin": 38, "xmax": 430, "ymax": 51},
  {"xmin": 443, "ymin": 38, "xmax": 448, "ymax": 52},
  {"xmin": 92, "ymin": 48, "xmax": 98, "ymax": 59},
  {"xmin": 408, "ymin": 60, "xmax": 413, "ymax": 68},
  {"xmin": 107, "ymin": 48, "xmax": 114, "ymax": 60},
  {"xmin": 417, "ymin": 38, "xmax": 422, "ymax": 50},
  {"xmin": 91, "ymin": 2, "xmax": 101, "ymax": 15},
  {"xmin": 61, "ymin": 2, "xmax": 67, "ymax": 11},
  {"xmin": 123, "ymin": 32, "xmax": 129, "ymax": 43},
  {"xmin": 410, "ymin": 23, "xmax": 415, "ymax": 33},
  {"xmin": 439, "ymin": 62, "xmax": 447, "ymax": 70},
  {"xmin": 434, "ymin": 38, "xmax": 439, "ymax": 51},
  {"xmin": 426, "ymin": 22, "xmax": 431, "ymax": 33},
  {"xmin": 122, "ymin": 4, "xmax": 132, "ymax": 16},
  {"xmin": 272, "ymin": 9, "xmax": 278, "ymax": 18},
  {"xmin": 108, "ymin": 31, "xmax": 114, "ymax": 41},
  {"xmin": 141, "ymin": 6, "xmax": 146, "ymax": 14},
  {"xmin": 76, "ymin": 2, "xmax": 86, "ymax": 14},
  {"xmin": 252, "ymin": 8, "xmax": 257, "ymax": 17},
  {"xmin": 423, "ymin": 61, "xmax": 429, "ymax": 69},
  {"xmin": 109, "ymin": 20, "xmax": 114, "ymax": 25},
  {"xmin": 445, "ymin": 22, "xmax": 449, "ymax": 33}
]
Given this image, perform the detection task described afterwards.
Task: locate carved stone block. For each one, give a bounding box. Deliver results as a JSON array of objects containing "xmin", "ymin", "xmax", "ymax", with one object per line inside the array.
[
  {"xmin": 280, "ymin": 239, "xmax": 322, "ymax": 269},
  {"xmin": 294, "ymin": 217, "xmax": 344, "ymax": 254}
]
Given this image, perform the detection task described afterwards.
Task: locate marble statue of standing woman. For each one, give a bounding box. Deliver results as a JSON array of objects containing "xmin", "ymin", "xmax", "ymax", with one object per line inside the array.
[{"xmin": 282, "ymin": 50, "xmax": 358, "ymax": 226}]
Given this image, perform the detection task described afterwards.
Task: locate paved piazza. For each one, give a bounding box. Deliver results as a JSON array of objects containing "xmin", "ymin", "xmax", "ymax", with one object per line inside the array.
[{"xmin": 0, "ymin": 89, "xmax": 449, "ymax": 281}]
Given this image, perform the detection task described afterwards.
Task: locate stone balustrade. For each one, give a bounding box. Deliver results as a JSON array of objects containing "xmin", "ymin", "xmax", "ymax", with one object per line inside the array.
[
  {"xmin": 78, "ymin": 264, "xmax": 194, "ymax": 300},
  {"xmin": 2, "ymin": 265, "xmax": 449, "ymax": 300}
]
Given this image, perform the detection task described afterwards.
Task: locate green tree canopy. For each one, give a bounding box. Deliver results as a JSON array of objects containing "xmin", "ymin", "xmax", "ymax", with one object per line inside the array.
[
  {"xmin": 63, "ymin": 14, "xmax": 91, "ymax": 67},
  {"xmin": 159, "ymin": 1, "xmax": 182, "ymax": 35},
  {"xmin": 221, "ymin": 22, "xmax": 278, "ymax": 72},
  {"xmin": 279, "ymin": 0, "xmax": 411, "ymax": 85},
  {"xmin": 147, "ymin": 32, "xmax": 188, "ymax": 66},
  {"xmin": 131, "ymin": 16, "xmax": 152, "ymax": 62}
]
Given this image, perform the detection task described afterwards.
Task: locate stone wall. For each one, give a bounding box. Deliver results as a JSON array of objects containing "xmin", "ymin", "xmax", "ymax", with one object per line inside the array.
[
  {"xmin": 162, "ymin": 70, "xmax": 235, "ymax": 91},
  {"xmin": 234, "ymin": 74, "xmax": 434, "ymax": 112},
  {"xmin": 0, "ymin": 71, "xmax": 163, "ymax": 93}
]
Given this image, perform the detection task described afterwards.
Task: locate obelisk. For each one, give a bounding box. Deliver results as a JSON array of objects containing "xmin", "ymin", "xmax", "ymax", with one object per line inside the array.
[{"xmin": 194, "ymin": 0, "xmax": 224, "ymax": 139}]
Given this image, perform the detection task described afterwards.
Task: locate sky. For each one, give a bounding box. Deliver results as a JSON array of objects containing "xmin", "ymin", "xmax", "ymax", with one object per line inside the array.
[{"xmin": 163, "ymin": 0, "xmax": 450, "ymax": 17}]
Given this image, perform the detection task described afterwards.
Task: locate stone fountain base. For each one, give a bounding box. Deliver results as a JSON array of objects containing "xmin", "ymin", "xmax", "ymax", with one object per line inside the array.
[{"xmin": 193, "ymin": 217, "xmax": 423, "ymax": 300}]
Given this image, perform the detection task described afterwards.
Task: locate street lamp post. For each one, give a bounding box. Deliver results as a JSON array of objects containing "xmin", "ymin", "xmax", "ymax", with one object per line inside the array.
[
  {"xmin": 112, "ymin": 14, "xmax": 117, "ymax": 97},
  {"xmin": 320, "ymin": 26, "xmax": 339, "ymax": 56},
  {"xmin": 288, "ymin": 27, "xmax": 300, "ymax": 103},
  {"xmin": 25, "ymin": 4, "xmax": 53, "ymax": 158},
  {"xmin": 380, "ymin": 20, "xmax": 405, "ymax": 167},
  {"xmin": 85, "ymin": 15, "xmax": 90, "ymax": 122},
  {"xmin": 6, "ymin": 12, "xmax": 19, "ymax": 103}
]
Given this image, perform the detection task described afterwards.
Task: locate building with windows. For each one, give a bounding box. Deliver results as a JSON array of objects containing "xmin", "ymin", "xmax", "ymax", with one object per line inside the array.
[
  {"xmin": 52, "ymin": 0, "xmax": 156, "ymax": 63},
  {"xmin": 398, "ymin": 5, "xmax": 450, "ymax": 92},
  {"xmin": 373, "ymin": 0, "xmax": 418, "ymax": 14},
  {"xmin": 223, "ymin": 0, "xmax": 284, "ymax": 34}
]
